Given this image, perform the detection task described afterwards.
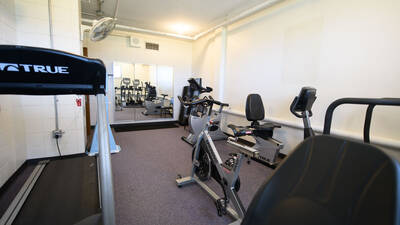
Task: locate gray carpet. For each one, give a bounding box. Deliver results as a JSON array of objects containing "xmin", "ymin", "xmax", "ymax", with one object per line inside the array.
[{"xmin": 112, "ymin": 127, "xmax": 274, "ymax": 225}]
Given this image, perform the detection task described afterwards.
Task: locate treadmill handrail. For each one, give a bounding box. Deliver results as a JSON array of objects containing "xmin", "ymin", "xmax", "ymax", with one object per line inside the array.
[{"xmin": 323, "ymin": 97, "xmax": 400, "ymax": 143}]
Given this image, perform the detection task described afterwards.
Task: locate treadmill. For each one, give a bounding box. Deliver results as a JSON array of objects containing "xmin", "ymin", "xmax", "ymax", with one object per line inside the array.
[{"xmin": 0, "ymin": 45, "xmax": 116, "ymax": 225}]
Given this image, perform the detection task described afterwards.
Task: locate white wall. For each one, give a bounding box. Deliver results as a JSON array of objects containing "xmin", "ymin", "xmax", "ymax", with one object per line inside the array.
[
  {"xmin": 85, "ymin": 31, "xmax": 192, "ymax": 124},
  {"xmin": 0, "ymin": 0, "xmax": 84, "ymax": 187},
  {"xmin": 192, "ymin": 0, "xmax": 400, "ymax": 154},
  {"xmin": 156, "ymin": 65, "xmax": 174, "ymax": 98},
  {"xmin": 14, "ymin": 0, "xmax": 84, "ymax": 159},
  {"xmin": 0, "ymin": 0, "xmax": 23, "ymax": 187}
]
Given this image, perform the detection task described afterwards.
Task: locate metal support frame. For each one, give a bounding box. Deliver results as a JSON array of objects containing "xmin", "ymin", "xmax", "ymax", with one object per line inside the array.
[
  {"xmin": 0, "ymin": 161, "xmax": 49, "ymax": 225},
  {"xmin": 302, "ymin": 110, "xmax": 315, "ymax": 138},
  {"xmin": 96, "ymin": 94, "xmax": 116, "ymax": 225},
  {"xmin": 227, "ymin": 135, "xmax": 283, "ymax": 167},
  {"xmin": 176, "ymin": 176, "xmax": 241, "ymax": 220},
  {"xmin": 177, "ymin": 130, "xmax": 246, "ymax": 221}
]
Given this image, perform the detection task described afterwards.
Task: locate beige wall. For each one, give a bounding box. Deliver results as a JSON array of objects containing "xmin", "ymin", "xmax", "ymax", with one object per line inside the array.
[
  {"xmin": 85, "ymin": 31, "xmax": 192, "ymax": 124},
  {"xmin": 192, "ymin": 0, "xmax": 400, "ymax": 153}
]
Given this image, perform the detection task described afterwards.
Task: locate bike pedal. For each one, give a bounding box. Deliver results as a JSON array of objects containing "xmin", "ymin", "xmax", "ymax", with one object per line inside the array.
[{"xmin": 215, "ymin": 198, "xmax": 227, "ymax": 216}]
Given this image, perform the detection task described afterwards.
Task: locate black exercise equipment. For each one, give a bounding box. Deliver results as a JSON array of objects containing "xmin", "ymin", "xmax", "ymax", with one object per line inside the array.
[
  {"xmin": 0, "ymin": 45, "xmax": 115, "ymax": 225},
  {"xmin": 180, "ymin": 78, "xmax": 223, "ymax": 145},
  {"xmin": 142, "ymin": 82, "xmax": 167, "ymax": 115},
  {"xmin": 323, "ymin": 97, "xmax": 400, "ymax": 143},
  {"xmin": 227, "ymin": 94, "xmax": 283, "ymax": 167},
  {"xmin": 178, "ymin": 78, "xmax": 212, "ymax": 125},
  {"xmin": 237, "ymin": 97, "xmax": 400, "ymax": 225},
  {"xmin": 290, "ymin": 87, "xmax": 317, "ymax": 138}
]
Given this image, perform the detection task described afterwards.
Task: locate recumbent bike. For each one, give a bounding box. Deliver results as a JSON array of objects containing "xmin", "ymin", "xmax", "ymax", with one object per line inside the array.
[
  {"xmin": 227, "ymin": 87, "xmax": 317, "ymax": 167},
  {"xmin": 142, "ymin": 82, "xmax": 168, "ymax": 116}
]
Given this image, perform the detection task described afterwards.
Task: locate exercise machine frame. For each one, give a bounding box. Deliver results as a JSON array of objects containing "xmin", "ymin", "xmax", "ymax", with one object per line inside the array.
[
  {"xmin": 180, "ymin": 95, "xmax": 228, "ymax": 145},
  {"xmin": 176, "ymin": 98, "xmax": 246, "ymax": 222}
]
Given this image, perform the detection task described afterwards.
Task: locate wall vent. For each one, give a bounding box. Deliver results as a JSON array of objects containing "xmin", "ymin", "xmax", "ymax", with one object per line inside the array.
[
  {"xmin": 129, "ymin": 36, "xmax": 142, "ymax": 48},
  {"xmin": 145, "ymin": 42, "xmax": 159, "ymax": 51}
]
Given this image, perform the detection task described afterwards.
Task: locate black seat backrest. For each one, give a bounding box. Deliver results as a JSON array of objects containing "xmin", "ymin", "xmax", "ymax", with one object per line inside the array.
[
  {"xmin": 242, "ymin": 135, "xmax": 400, "ymax": 225},
  {"xmin": 148, "ymin": 86, "xmax": 156, "ymax": 98},
  {"xmin": 246, "ymin": 94, "xmax": 265, "ymax": 122}
]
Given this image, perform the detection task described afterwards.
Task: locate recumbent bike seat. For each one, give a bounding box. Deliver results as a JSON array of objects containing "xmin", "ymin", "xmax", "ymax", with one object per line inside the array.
[{"xmin": 228, "ymin": 94, "xmax": 281, "ymax": 138}]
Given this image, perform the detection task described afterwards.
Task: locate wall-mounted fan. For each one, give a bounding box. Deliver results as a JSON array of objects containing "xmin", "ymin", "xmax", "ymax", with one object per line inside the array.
[{"xmin": 89, "ymin": 0, "xmax": 120, "ymax": 42}]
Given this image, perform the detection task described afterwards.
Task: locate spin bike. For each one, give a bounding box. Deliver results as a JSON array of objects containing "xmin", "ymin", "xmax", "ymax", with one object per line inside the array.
[{"xmin": 176, "ymin": 97, "xmax": 246, "ymax": 221}]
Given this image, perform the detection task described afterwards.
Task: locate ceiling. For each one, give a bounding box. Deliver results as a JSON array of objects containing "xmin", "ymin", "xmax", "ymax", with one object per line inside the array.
[{"xmin": 81, "ymin": 0, "xmax": 268, "ymax": 36}]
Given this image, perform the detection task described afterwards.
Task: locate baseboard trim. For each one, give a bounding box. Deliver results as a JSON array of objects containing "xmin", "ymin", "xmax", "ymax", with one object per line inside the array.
[
  {"xmin": 112, "ymin": 121, "xmax": 179, "ymax": 132},
  {"xmin": 26, "ymin": 153, "xmax": 89, "ymax": 164}
]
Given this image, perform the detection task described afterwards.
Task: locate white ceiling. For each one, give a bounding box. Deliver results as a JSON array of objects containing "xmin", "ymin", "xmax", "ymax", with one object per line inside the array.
[{"xmin": 81, "ymin": 0, "xmax": 268, "ymax": 36}]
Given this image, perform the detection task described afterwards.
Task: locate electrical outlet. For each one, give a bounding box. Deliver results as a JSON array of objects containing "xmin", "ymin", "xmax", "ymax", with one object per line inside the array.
[{"xmin": 52, "ymin": 129, "xmax": 64, "ymax": 139}]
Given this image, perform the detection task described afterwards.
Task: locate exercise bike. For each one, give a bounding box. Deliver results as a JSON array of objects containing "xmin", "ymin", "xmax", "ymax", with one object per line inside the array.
[
  {"xmin": 227, "ymin": 87, "xmax": 316, "ymax": 168},
  {"xmin": 142, "ymin": 82, "xmax": 165, "ymax": 115},
  {"xmin": 181, "ymin": 78, "xmax": 227, "ymax": 145},
  {"xmin": 227, "ymin": 94, "xmax": 284, "ymax": 167},
  {"xmin": 176, "ymin": 97, "xmax": 246, "ymax": 221}
]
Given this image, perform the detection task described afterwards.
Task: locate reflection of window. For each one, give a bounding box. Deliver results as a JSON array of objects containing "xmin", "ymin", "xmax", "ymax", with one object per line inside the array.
[{"xmin": 113, "ymin": 64, "xmax": 121, "ymax": 78}]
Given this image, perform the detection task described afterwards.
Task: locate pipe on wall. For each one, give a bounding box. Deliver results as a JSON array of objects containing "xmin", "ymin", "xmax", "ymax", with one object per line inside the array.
[
  {"xmin": 81, "ymin": 18, "xmax": 194, "ymax": 40},
  {"xmin": 193, "ymin": 0, "xmax": 284, "ymax": 40},
  {"xmin": 81, "ymin": 0, "xmax": 285, "ymax": 41}
]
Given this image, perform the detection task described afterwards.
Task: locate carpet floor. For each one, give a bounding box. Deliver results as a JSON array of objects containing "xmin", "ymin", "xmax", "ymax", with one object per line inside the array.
[{"xmin": 112, "ymin": 127, "xmax": 274, "ymax": 225}]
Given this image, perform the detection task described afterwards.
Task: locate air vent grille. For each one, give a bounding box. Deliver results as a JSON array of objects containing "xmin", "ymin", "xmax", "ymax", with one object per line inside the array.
[{"xmin": 145, "ymin": 42, "xmax": 159, "ymax": 51}]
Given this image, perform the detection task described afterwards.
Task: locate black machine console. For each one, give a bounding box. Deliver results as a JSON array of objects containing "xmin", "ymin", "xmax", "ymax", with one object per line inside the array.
[
  {"xmin": 290, "ymin": 87, "xmax": 316, "ymax": 118},
  {"xmin": 0, "ymin": 45, "xmax": 106, "ymax": 95}
]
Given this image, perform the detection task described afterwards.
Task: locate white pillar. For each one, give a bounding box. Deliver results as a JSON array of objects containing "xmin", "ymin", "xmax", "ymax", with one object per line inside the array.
[{"xmin": 218, "ymin": 26, "xmax": 227, "ymax": 102}]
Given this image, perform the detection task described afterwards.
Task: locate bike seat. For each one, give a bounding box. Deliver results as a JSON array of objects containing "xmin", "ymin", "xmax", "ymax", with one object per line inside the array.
[
  {"xmin": 228, "ymin": 124, "xmax": 252, "ymax": 137},
  {"xmin": 252, "ymin": 122, "xmax": 281, "ymax": 131}
]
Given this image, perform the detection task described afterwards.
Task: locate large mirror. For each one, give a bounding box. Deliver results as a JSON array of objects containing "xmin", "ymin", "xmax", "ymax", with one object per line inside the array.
[{"xmin": 113, "ymin": 61, "xmax": 174, "ymax": 122}]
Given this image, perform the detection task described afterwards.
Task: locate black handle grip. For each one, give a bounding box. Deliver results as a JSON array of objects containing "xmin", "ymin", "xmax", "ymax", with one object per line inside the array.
[
  {"xmin": 323, "ymin": 97, "xmax": 400, "ymax": 143},
  {"xmin": 290, "ymin": 96, "xmax": 303, "ymax": 118}
]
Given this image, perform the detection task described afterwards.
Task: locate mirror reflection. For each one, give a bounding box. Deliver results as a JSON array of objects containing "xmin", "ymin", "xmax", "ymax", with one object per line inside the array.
[{"xmin": 113, "ymin": 62, "xmax": 173, "ymax": 122}]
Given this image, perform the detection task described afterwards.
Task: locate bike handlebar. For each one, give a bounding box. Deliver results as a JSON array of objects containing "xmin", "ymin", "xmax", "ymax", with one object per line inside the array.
[{"xmin": 177, "ymin": 95, "xmax": 229, "ymax": 107}]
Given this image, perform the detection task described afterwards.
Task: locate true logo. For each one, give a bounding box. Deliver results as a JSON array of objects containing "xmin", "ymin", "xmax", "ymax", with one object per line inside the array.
[
  {"xmin": 0, "ymin": 63, "xmax": 19, "ymax": 72},
  {"xmin": 0, "ymin": 63, "xmax": 69, "ymax": 74}
]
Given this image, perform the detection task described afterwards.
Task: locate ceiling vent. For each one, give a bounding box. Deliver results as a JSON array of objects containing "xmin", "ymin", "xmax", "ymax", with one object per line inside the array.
[
  {"xmin": 129, "ymin": 36, "xmax": 142, "ymax": 48},
  {"xmin": 145, "ymin": 42, "xmax": 159, "ymax": 51}
]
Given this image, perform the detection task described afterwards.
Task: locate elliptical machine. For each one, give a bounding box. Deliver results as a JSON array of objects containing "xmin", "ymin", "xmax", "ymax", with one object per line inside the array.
[
  {"xmin": 132, "ymin": 79, "xmax": 143, "ymax": 105},
  {"xmin": 120, "ymin": 77, "xmax": 131, "ymax": 107},
  {"xmin": 180, "ymin": 78, "xmax": 228, "ymax": 145},
  {"xmin": 176, "ymin": 97, "xmax": 246, "ymax": 221}
]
